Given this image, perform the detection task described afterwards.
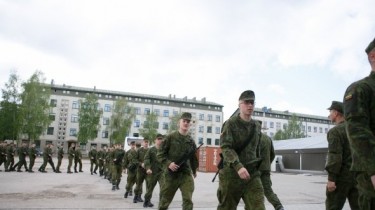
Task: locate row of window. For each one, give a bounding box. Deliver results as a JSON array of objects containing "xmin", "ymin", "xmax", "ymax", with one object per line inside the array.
[
  {"xmin": 198, "ymin": 138, "xmax": 220, "ymax": 146},
  {"xmin": 261, "ymin": 121, "xmax": 329, "ymax": 134}
]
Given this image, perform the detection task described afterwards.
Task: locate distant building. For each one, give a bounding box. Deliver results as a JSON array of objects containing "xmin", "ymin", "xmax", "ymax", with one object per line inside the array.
[
  {"xmin": 231, "ymin": 106, "xmax": 333, "ymax": 139},
  {"xmin": 38, "ymin": 84, "xmax": 224, "ymax": 151}
]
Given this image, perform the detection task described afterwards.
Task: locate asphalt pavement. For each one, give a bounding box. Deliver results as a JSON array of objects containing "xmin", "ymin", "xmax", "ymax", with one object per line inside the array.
[{"xmin": 0, "ymin": 158, "xmax": 351, "ymax": 210}]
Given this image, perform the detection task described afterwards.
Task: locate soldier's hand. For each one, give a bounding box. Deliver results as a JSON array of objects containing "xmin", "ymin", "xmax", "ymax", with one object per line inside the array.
[
  {"xmin": 168, "ymin": 162, "xmax": 179, "ymax": 172},
  {"xmin": 371, "ymin": 175, "xmax": 375, "ymax": 190},
  {"xmin": 326, "ymin": 181, "xmax": 336, "ymax": 192},
  {"xmin": 141, "ymin": 163, "xmax": 145, "ymax": 168},
  {"xmin": 146, "ymin": 169, "xmax": 152, "ymax": 174},
  {"xmin": 237, "ymin": 167, "xmax": 250, "ymax": 180}
]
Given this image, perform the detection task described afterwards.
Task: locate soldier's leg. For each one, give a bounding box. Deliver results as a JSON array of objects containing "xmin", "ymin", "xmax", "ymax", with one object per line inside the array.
[
  {"xmin": 94, "ymin": 161, "xmax": 98, "ymax": 173},
  {"xmin": 326, "ymin": 181, "xmax": 350, "ymax": 210},
  {"xmin": 261, "ymin": 173, "xmax": 283, "ymax": 209},
  {"xmin": 242, "ymin": 175, "xmax": 265, "ymax": 210},
  {"xmin": 49, "ymin": 159, "xmax": 56, "ymax": 171},
  {"xmin": 158, "ymin": 173, "xmax": 180, "ymax": 210},
  {"xmin": 217, "ymin": 169, "xmax": 243, "ymax": 210},
  {"xmin": 73, "ymin": 159, "xmax": 78, "ymax": 172},
  {"xmin": 56, "ymin": 158, "xmax": 62, "ymax": 172},
  {"xmin": 29, "ymin": 158, "xmax": 35, "ymax": 172},
  {"xmin": 111, "ymin": 165, "xmax": 118, "ymax": 191},
  {"xmin": 347, "ymin": 183, "xmax": 360, "ymax": 210},
  {"xmin": 145, "ymin": 174, "xmax": 157, "ymax": 201},
  {"xmin": 79, "ymin": 160, "xmax": 83, "ymax": 172},
  {"xmin": 356, "ymin": 173, "xmax": 375, "ymax": 210},
  {"xmin": 180, "ymin": 173, "xmax": 195, "ymax": 210}
]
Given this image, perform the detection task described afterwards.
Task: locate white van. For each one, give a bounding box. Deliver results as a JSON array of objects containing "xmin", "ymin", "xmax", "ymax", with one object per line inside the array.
[{"xmin": 123, "ymin": 136, "xmax": 144, "ymax": 151}]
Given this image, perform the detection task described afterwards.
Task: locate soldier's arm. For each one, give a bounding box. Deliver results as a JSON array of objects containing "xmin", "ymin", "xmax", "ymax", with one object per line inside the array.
[
  {"xmin": 144, "ymin": 149, "xmax": 152, "ymax": 170},
  {"xmin": 157, "ymin": 136, "xmax": 172, "ymax": 168},
  {"xmin": 324, "ymin": 129, "xmax": 343, "ymax": 182},
  {"xmin": 221, "ymin": 122, "xmax": 243, "ymax": 171}
]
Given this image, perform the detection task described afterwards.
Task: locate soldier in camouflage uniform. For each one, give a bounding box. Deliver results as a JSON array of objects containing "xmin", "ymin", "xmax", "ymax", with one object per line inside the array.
[
  {"xmin": 0, "ymin": 141, "xmax": 7, "ymax": 171},
  {"xmin": 5, "ymin": 142, "xmax": 15, "ymax": 172},
  {"xmin": 111, "ymin": 144, "xmax": 125, "ymax": 191},
  {"xmin": 88, "ymin": 146, "xmax": 98, "ymax": 175},
  {"xmin": 217, "ymin": 90, "xmax": 265, "ymax": 210},
  {"xmin": 67, "ymin": 143, "xmax": 75, "ymax": 173},
  {"xmin": 74, "ymin": 144, "xmax": 83, "ymax": 173},
  {"xmin": 344, "ymin": 37, "xmax": 375, "ymax": 210},
  {"xmin": 28, "ymin": 143, "xmax": 37, "ymax": 173},
  {"xmin": 134, "ymin": 139, "xmax": 150, "ymax": 203},
  {"xmin": 257, "ymin": 133, "xmax": 284, "ymax": 210},
  {"xmin": 157, "ymin": 112, "xmax": 199, "ymax": 210},
  {"xmin": 325, "ymin": 101, "xmax": 359, "ymax": 210},
  {"xmin": 124, "ymin": 141, "xmax": 138, "ymax": 198},
  {"xmin": 55, "ymin": 143, "xmax": 64, "ymax": 173},
  {"xmin": 15, "ymin": 142, "xmax": 28, "ymax": 172},
  {"xmin": 143, "ymin": 134, "xmax": 165, "ymax": 208},
  {"xmin": 104, "ymin": 146, "xmax": 113, "ymax": 180},
  {"xmin": 97, "ymin": 146, "xmax": 106, "ymax": 176}
]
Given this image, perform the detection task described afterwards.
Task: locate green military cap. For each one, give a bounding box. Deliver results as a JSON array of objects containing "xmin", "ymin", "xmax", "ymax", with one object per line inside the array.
[
  {"xmin": 180, "ymin": 112, "xmax": 192, "ymax": 121},
  {"xmin": 239, "ymin": 90, "xmax": 255, "ymax": 101},
  {"xmin": 156, "ymin": 133, "xmax": 164, "ymax": 139},
  {"xmin": 365, "ymin": 37, "xmax": 375, "ymax": 54},
  {"xmin": 327, "ymin": 101, "xmax": 343, "ymax": 114},
  {"xmin": 130, "ymin": 141, "xmax": 135, "ymax": 145}
]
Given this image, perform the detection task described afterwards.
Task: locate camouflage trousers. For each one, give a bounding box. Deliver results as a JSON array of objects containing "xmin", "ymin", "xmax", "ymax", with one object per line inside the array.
[
  {"xmin": 355, "ymin": 172, "xmax": 375, "ymax": 210},
  {"xmin": 217, "ymin": 167, "xmax": 265, "ymax": 210},
  {"xmin": 125, "ymin": 170, "xmax": 137, "ymax": 192},
  {"xmin": 56, "ymin": 157, "xmax": 63, "ymax": 172},
  {"xmin": 260, "ymin": 171, "xmax": 283, "ymax": 210},
  {"xmin": 67, "ymin": 157, "xmax": 73, "ymax": 172},
  {"xmin": 325, "ymin": 179, "xmax": 359, "ymax": 210},
  {"xmin": 134, "ymin": 167, "xmax": 147, "ymax": 196},
  {"xmin": 111, "ymin": 164, "xmax": 122, "ymax": 185},
  {"xmin": 145, "ymin": 171, "xmax": 164, "ymax": 201},
  {"xmin": 28, "ymin": 157, "xmax": 35, "ymax": 171},
  {"xmin": 90, "ymin": 159, "xmax": 98, "ymax": 173},
  {"xmin": 159, "ymin": 171, "xmax": 194, "ymax": 210}
]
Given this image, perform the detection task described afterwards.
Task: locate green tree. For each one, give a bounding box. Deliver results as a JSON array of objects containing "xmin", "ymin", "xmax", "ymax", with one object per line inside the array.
[
  {"xmin": 19, "ymin": 71, "xmax": 52, "ymax": 142},
  {"xmin": 107, "ymin": 98, "xmax": 135, "ymax": 145},
  {"xmin": 0, "ymin": 71, "xmax": 22, "ymax": 140},
  {"xmin": 273, "ymin": 114, "xmax": 305, "ymax": 140},
  {"xmin": 139, "ymin": 111, "xmax": 159, "ymax": 144},
  {"xmin": 77, "ymin": 92, "xmax": 102, "ymax": 144},
  {"xmin": 167, "ymin": 114, "xmax": 180, "ymax": 134}
]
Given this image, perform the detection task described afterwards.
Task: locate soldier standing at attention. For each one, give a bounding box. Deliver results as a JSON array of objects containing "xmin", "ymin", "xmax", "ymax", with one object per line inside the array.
[
  {"xmin": 344, "ymin": 37, "xmax": 375, "ymax": 210},
  {"xmin": 124, "ymin": 141, "xmax": 138, "ymax": 198},
  {"xmin": 325, "ymin": 101, "xmax": 359, "ymax": 210},
  {"xmin": 28, "ymin": 143, "xmax": 37, "ymax": 173},
  {"xmin": 134, "ymin": 139, "xmax": 150, "ymax": 203},
  {"xmin": 255, "ymin": 132, "xmax": 284, "ymax": 210},
  {"xmin": 67, "ymin": 143, "xmax": 75, "ymax": 174},
  {"xmin": 89, "ymin": 146, "xmax": 98, "ymax": 175},
  {"xmin": 55, "ymin": 143, "xmax": 64, "ymax": 173},
  {"xmin": 74, "ymin": 144, "xmax": 83, "ymax": 173},
  {"xmin": 143, "ymin": 134, "xmax": 165, "ymax": 208},
  {"xmin": 217, "ymin": 90, "xmax": 265, "ymax": 210},
  {"xmin": 157, "ymin": 112, "xmax": 199, "ymax": 210},
  {"xmin": 111, "ymin": 144, "xmax": 125, "ymax": 191},
  {"xmin": 97, "ymin": 146, "xmax": 105, "ymax": 176}
]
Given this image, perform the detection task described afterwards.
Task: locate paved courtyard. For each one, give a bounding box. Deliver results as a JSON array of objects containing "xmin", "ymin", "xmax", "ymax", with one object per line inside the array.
[{"xmin": 0, "ymin": 158, "xmax": 351, "ymax": 210}]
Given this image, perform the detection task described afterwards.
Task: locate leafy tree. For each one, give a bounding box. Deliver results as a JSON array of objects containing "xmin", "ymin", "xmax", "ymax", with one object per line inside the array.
[
  {"xmin": 0, "ymin": 71, "xmax": 22, "ymax": 140},
  {"xmin": 107, "ymin": 98, "xmax": 135, "ymax": 145},
  {"xmin": 139, "ymin": 111, "xmax": 159, "ymax": 144},
  {"xmin": 273, "ymin": 114, "xmax": 305, "ymax": 140},
  {"xmin": 167, "ymin": 114, "xmax": 180, "ymax": 134},
  {"xmin": 19, "ymin": 71, "xmax": 52, "ymax": 142},
  {"xmin": 77, "ymin": 92, "xmax": 102, "ymax": 144}
]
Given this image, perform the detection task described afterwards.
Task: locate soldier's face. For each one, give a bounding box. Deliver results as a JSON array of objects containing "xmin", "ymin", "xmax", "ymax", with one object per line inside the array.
[
  {"xmin": 239, "ymin": 100, "xmax": 254, "ymax": 115},
  {"xmin": 179, "ymin": 119, "xmax": 191, "ymax": 131}
]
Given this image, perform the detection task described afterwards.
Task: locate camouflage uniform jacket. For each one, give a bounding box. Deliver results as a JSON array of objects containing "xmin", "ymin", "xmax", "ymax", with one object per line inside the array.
[
  {"xmin": 29, "ymin": 147, "xmax": 37, "ymax": 159},
  {"xmin": 89, "ymin": 149, "xmax": 97, "ymax": 161},
  {"xmin": 7, "ymin": 145, "xmax": 15, "ymax": 158},
  {"xmin": 157, "ymin": 131, "xmax": 199, "ymax": 175},
  {"xmin": 113, "ymin": 148, "xmax": 125, "ymax": 166},
  {"xmin": 258, "ymin": 134, "xmax": 275, "ymax": 172},
  {"xmin": 18, "ymin": 146, "xmax": 28, "ymax": 159},
  {"xmin": 137, "ymin": 147, "xmax": 149, "ymax": 165},
  {"xmin": 344, "ymin": 71, "xmax": 375, "ymax": 174},
  {"xmin": 144, "ymin": 146, "xmax": 163, "ymax": 174},
  {"xmin": 125, "ymin": 149, "xmax": 138, "ymax": 169},
  {"xmin": 97, "ymin": 150, "xmax": 105, "ymax": 161},
  {"xmin": 75, "ymin": 149, "xmax": 82, "ymax": 160},
  {"xmin": 57, "ymin": 147, "xmax": 64, "ymax": 159},
  {"xmin": 68, "ymin": 147, "xmax": 75, "ymax": 159},
  {"xmin": 220, "ymin": 114, "xmax": 262, "ymax": 172}
]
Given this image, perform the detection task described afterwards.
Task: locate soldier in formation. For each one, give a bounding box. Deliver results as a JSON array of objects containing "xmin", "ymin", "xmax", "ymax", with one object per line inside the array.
[
  {"xmin": 89, "ymin": 146, "xmax": 98, "ymax": 175},
  {"xmin": 133, "ymin": 139, "xmax": 150, "ymax": 203},
  {"xmin": 124, "ymin": 141, "xmax": 138, "ymax": 199},
  {"xmin": 55, "ymin": 143, "xmax": 64, "ymax": 173}
]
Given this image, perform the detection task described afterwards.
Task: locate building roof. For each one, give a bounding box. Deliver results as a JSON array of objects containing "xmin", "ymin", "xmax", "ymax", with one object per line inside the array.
[{"xmin": 273, "ymin": 136, "xmax": 327, "ymax": 150}]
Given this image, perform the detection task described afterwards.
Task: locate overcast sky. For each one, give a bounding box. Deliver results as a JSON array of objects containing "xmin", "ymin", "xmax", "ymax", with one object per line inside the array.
[{"xmin": 1, "ymin": 0, "xmax": 374, "ymax": 120}]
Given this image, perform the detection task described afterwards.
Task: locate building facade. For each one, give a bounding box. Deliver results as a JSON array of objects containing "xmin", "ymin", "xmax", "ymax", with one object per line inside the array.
[{"xmin": 39, "ymin": 84, "xmax": 224, "ymax": 152}]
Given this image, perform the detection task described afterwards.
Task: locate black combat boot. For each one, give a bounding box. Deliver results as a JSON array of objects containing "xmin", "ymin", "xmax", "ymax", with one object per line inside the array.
[
  {"xmin": 124, "ymin": 192, "xmax": 129, "ymax": 198},
  {"xmin": 129, "ymin": 191, "xmax": 133, "ymax": 196},
  {"xmin": 111, "ymin": 185, "xmax": 116, "ymax": 191},
  {"xmin": 147, "ymin": 200, "xmax": 154, "ymax": 207},
  {"xmin": 133, "ymin": 195, "xmax": 138, "ymax": 203},
  {"xmin": 137, "ymin": 195, "xmax": 144, "ymax": 202}
]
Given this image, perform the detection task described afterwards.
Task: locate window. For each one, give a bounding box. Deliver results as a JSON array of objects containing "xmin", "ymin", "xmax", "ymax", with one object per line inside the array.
[
  {"xmin": 134, "ymin": 120, "xmax": 140, "ymax": 128},
  {"xmin": 163, "ymin": 110, "xmax": 169, "ymax": 117},
  {"xmin": 104, "ymin": 104, "xmax": 111, "ymax": 112},
  {"xmin": 319, "ymin": 127, "xmax": 323, "ymax": 133},
  {"xmin": 50, "ymin": 99, "xmax": 57, "ymax": 107},
  {"xmin": 325, "ymin": 128, "xmax": 328, "ymax": 133},
  {"xmin": 198, "ymin": 137, "xmax": 204, "ymax": 144},
  {"xmin": 71, "ymin": 114, "xmax": 78, "ymax": 123},
  {"xmin": 49, "ymin": 114, "xmax": 56, "ymax": 121},
  {"xmin": 208, "ymin": 114, "xmax": 212, "ymax": 121},
  {"xmin": 215, "ymin": 139, "xmax": 220, "ymax": 145},
  {"xmin": 135, "ymin": 107, "xmax": 141, "ymax": 115},
  {"xmin": 207, "ymin": 126, "xmax": 212, "ymax": 133},
  {"xmin": 103, "ymin": 117, "xmax": 109, "ymax": 125},
  {"xmin": 154, "ymin": 109, "xmax": 160, "ymax": 116},
  {"xmin": 69, "ymin": 128, "xmax": 77, "ymax": 136},
  {"xmin": 314, "ymin": 127, "xmax": 317, "ymax": 133},
  {"xmin": 199, "ymin": 114, "xmax": 204, "ymax": 120},
  {"xmin": 276, "ymin": 122, "xmax": 281, "ymax": 130},
  {"xmin": 308, "ymin": 126, "xmax": 311, "ymax": 132},
  {"xmin": 199, "ymin": 126, "xmax": 204, "ymax": 133},
  {"xmin": 173, "ymin": 111, "xmax": 179, "ymax": 116},
  {"xmin": 215, "ymin": 115, "xmax": 221, "ymax": 122},
  {"xmin": 215, "ymin": 127, "xmax": 220, "ymax": 134},
  {"xmin": 270, "ymin": 122, "xmax": 274, "ymax": 128},
  {"xmin": 47, "ymin": 127, "xmax": 54, "ymax": 135},
  {"xmin": 102, "ymin": 131, "xmax": 109, "ymax": 138},
  {"xmin": 207, "ymin": 138, "xmax": 212, "ymax": 145},
  {"xmin": 163, "ymin": 122, "xmax": 169, "ymax": 130},
  {"xmin": 72, "ymin": 101, "xmax": 79, "ymax": 109},
  {"xmin": 144, "ymin": 108, "xmax": 150, "ymax": 115}
]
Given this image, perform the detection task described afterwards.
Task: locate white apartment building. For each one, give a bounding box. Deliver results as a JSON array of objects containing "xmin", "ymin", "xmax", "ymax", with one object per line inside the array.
[
  {"xmin": 232, "ymin": 106, "xmax": 333, "ymax": 139},
  {"xmin": 39, "ymin": 84, "xmax": 224, "ymax": 151}
]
